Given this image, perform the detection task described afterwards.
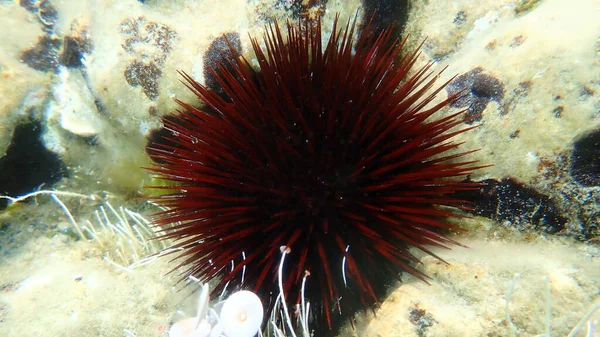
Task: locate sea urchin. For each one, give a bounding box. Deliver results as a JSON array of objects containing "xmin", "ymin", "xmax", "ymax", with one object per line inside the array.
[{"xmin": 147, "ymin": 16, "xmax": 481, "ymax": 333}]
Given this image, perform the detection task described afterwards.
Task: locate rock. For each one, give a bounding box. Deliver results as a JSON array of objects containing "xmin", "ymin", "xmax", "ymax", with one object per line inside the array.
[
  {"xmin": 364, "ymin": 235, "xmax": 600, "ymax": 337},
  {"xmin": 405, "ymin": 0, "xmax": 600, "ymax": 241}
]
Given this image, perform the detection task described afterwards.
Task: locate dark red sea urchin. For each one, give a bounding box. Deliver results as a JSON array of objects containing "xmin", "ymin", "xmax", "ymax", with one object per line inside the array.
[{"xmin": 147, "ymin": 16, "xmax": 482, "ymax": 334}]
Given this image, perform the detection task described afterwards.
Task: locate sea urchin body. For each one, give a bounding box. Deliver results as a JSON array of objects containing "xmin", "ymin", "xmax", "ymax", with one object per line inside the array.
[{"xmin": 148, "ymin": 16, "xmax": 481, "ymax": 333}]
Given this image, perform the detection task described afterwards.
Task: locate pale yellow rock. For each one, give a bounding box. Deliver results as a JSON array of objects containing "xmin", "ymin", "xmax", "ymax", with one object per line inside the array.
[
  {"xmin": 0, "ymin": 234, "xmax": 179, "ymax": 336},
  {"xmin": 408, "ymin": 0, "xmax": 600, "ymax": 184},
  {"xmin": 0, "ymin": 3, "xmax": 51, "ymax": 156},
  {"xmin": 363, "ymin": 233, "xmax": 600, "ymax": 337}
]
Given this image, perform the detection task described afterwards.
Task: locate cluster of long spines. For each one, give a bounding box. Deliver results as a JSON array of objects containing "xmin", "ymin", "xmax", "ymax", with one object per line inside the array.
[{"xmin": 148, "ymin": 16, "xmax": 483, "ymax": 332}]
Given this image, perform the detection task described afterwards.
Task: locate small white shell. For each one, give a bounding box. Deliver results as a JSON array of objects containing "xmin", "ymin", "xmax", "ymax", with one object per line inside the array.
[{"xmin": 220, "ymin": 290, "xmax": 264, "ymax": 337}]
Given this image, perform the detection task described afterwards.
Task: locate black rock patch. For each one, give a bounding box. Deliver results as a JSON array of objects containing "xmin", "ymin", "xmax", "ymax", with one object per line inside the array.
[
  {"xmin": 20, "ymin": 35, "xmax": 61, "ymax": 72},
  {"xmin": 20, "ymin": 0, "xmax": 58, "ymax": 32},
  {"xmin": 59, "ymin": 34, "xmax": 92, "ymax": 68},
  {"xmin": 552, "ymin": 106, "xmax": 564, "ymax": 118},
  {"xmin": 203, "ymin": 32, "xmax": 242, "ymax": 95},
  {"xmin": 0, "ymin": 120, "xmax": 66, "ymax": 210},
  {"xmin": 120, "ymin": 16, "xmax": 177, "ymax": 100},
  {"xmin": 362, "ymin": 0, "xmax": 410, "ymax": 42},
  {"xmin": 146, "ymin": 114, "xmax": 181, "ymax": 164},
  {"xmin": 19, "ymin": 0, "xmax": 37, "ymax": 11},
  {"xmin": 446, "ymin": 67, "xmax": 505, "ymax": 123},
  {"xmin": 570, "ymin": 129, "xmax": 600, "ymax": 187},
  {"xmin": 458, "ymin": 177, "xmax": 566, "ymax": 234},
  {"xmin": 124, "ymin": 60, "xmax": 162, "ymax": 101},
  {"xmin": 120, "ymin": 16, "xmax": 177, "ymax": 63},
  {"xmin": 409, "ymin": 306, "xmax": 437, "ymax": 337},
  {"xmin": 453, "ymin": 11, "xmax": 467, "ymax": 25}
]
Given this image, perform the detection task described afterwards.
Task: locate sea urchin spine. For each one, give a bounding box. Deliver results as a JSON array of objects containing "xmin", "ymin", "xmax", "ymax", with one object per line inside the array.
[{"xmin": 147, "ymin": 16, "xmax": 482, "ymax": 333}]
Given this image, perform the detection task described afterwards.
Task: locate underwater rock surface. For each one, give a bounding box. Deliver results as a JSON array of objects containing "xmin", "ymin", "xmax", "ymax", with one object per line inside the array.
[
  {"xmin": 406, "ymin": 0, "xmax": 600, "ymax": 241},
  {"xmin": 0, "ymin": 0, "xmax": 599, "ymax": 336}
]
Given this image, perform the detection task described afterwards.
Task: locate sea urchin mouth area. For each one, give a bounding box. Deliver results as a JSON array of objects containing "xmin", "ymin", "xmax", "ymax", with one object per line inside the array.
[{"xmin": 147, "ymin": 17, "xmax": 481, "ymax": 333}]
